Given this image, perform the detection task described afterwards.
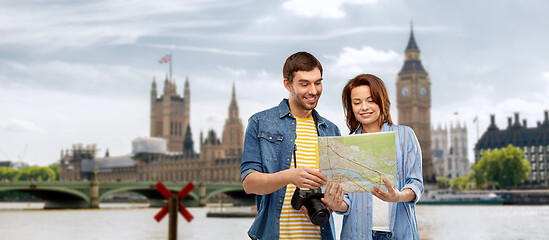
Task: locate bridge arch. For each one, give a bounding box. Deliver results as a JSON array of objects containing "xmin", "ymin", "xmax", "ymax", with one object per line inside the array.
[
  {"xmin": 98, "ymin": 186, "xmax": 199, "ymax": 203},
  {"xmin": 0, "ymin": 186, "xmax": 90, "ymax": 208}
]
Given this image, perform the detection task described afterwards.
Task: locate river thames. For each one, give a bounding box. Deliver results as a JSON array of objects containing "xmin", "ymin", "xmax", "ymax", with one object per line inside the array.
[{"xmin": 1, "ymin": 203, "xmax": 548, "ymax": 239}]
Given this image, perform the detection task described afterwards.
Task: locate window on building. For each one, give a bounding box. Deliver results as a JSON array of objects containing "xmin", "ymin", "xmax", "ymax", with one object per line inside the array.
[
  {"xmin": 532, "ymin": 173, "xmax": 537, "ymax": 181},
  {"xmin": 541, "ymin": 173, "xmax": 546, "ymax": 181},
  {"xmin": 531, "ymin": 154, "xmax": 536, "ymax": 162},
  {"xmin": 531, "ymin": 146, "xmax": 536, "ymax": 152},
  {"xmin": 540, "ymin": 146, "xmax": 544, "ymax": 152},
  {"xmin": 541, "ymin": 163, "xmax": 545, "ymax": 170},
  {"xmin": 532, "ymin": 163, "xmax": 537, "ymax": 170}
]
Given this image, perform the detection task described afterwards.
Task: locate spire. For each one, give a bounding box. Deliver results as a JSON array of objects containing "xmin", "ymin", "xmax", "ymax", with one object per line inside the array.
[
  {"xmin": 405, "ymin": 22, "xmax": 420, "ymax": 52},
  {"xmin": 231, "ymin": 82, "xmax": 236, "ymax": 103},
  {"xmin": 228, "ymin": 82, "xmax": 239, "ymax": 119},
  {"xmin": 399, "ymin": 22, "xmax": 427, "ymax": 75},
  {"xmin": 163, "ymin": 74, "xmax": 170, "ymax": 95},
  {"xmin": 151, "ymin": 77, "xmax": 157, "ymax": 100},
  {"xmin": 184, "ymin": 76, "xmax": 190, "ymax": 99},
  {"xmin": 183, "ymin": 124, "xmax": 194, "ymax": 156}
]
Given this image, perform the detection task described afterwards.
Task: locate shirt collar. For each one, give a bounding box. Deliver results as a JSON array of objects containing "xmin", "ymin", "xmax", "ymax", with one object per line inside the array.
[
  {"xmin": 277, "ymin": 98, "xmax": 325, "ymax": 126},
  {"xmin": 354, "ymin": 122, "xmax": 391, "ymax": 134}
]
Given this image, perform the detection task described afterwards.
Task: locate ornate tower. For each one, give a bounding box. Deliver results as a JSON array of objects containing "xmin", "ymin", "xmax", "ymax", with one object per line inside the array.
[
  {"xmin": 222, "ymin": 83, "xmax": 244, "ymax": 158},
  {"xmin": 396, "ymin": 24, "xmax": 434, "ymax": 182},
  {"xmin": 150, "ymin": 75, "xmax": 191, "ymax": 152},
  {"xmin": 431, "ymin": 123, "xmax": 448, "ymax": 178},
  {"xmin": 448, "ymin": 121, "xmax": 469, "ymax": 178}
]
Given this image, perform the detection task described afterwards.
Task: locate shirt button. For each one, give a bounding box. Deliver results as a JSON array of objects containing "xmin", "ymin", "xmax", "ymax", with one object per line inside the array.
[
  {"xmin": 269, "ymin": 137, "xmax": 272, "ymax": 140},
  {"xmin": 287, "ymin": 158, "xmax": 290, "ymax": 161}
]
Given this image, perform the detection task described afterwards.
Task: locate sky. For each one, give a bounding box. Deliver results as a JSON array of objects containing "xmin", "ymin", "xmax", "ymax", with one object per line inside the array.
[{"xmin": 1, "ymin": 0, "xmax": 548, "ymax": 167}]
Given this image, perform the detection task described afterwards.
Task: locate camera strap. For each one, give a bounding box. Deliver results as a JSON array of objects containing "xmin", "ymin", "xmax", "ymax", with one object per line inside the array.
[{"xmin": 293, "ymin": 144, "xmax": 297, "ymax": 168}]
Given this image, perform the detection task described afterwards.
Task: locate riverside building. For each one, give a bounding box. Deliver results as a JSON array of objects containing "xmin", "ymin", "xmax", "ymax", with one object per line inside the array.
[{"xmin": 474, "ymin": 111, "xmax": 549, "ymax": 187}]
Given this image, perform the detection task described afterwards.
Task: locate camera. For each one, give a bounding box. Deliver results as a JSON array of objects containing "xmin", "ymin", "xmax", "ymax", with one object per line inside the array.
[{"xmin": 291, "ymin": 187, "xmax": 330, "ymax": 226}]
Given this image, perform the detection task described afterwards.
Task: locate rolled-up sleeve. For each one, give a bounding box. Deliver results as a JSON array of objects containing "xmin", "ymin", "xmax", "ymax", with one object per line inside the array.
[
  {"xmin": 240, "ymin": 116, "xmax": 263, "ymax": 182},
  {"xmin": 402, "ymin": 127, "xmax": 424, "ymax": 204}
]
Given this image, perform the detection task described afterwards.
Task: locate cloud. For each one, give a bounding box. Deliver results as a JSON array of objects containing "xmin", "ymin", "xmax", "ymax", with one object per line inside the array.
[
  {"xmin": 461, "ymin": 63, "xmax": 497, "ymax": 76},
  {"xmin": 282, "ymin": 0, "xmax": 377, "ymax": 19},
  {"xmin": 255, "ymin": 16, "xmax": 276, "ymax": 24},
  {"xmin": 0, "ymin": 60, "xmax": 153, "ymax": 96},
  {"xmin": 218, "ymin": 66, "xmax": 248, "ymax": 77},
  {"xmin": 539, "ymin": 72, "xmax": 549, "ymax": 101},
  {"xmin": 326, "ymin": 46, "xmax": 401, "ymax": 76},
  {"xmin": 0, "ymin": 119, "xmax": 47, "ymax": 133},
  {"xmin": 0, "ymin": 0, "xmax": 248, "ymax": 48},
  {"xmin": 141, "ymin": 43, "xmax": 262, "ymax": 57}
]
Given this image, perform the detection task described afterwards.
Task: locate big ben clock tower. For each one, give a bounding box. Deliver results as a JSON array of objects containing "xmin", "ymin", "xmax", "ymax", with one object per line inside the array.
[{"xmin": 396, "ymin": 24, "xmax": 434, "ymax": 182}]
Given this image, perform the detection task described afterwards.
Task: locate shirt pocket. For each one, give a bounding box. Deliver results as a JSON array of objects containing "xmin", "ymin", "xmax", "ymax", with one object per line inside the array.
[{"xmin": 257, "ymin": 131, "xmax": 284, "ymax": 163}]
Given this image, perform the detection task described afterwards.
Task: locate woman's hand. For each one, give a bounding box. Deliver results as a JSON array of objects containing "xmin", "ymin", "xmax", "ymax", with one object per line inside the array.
[
  {"xmin": 372, "ymin": 178, "xmax": 416, "ymax": 203},
  {"xmin": 321, "ymin": 182, "xmax": 348, "ymax": 213},
  {"xmin": 372, "ymin": 178, "xmax": 401, "ymax": 202}
]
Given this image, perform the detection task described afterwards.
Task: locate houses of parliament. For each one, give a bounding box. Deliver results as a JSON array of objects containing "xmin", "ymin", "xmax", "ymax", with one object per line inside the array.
[{"xmin": 59, "ymin": 76, "xmax": 244, "ymax": 183}]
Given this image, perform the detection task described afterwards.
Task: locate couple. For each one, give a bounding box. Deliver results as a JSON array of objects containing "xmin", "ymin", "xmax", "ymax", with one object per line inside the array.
[{"xmin": 240, "ymin": 52, "xmax": 424, "ymax": 240}]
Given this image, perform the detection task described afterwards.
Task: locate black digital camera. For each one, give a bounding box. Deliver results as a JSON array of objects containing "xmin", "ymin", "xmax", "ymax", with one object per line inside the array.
[{"xmin": 291, "ymin": 187, "xmax": 330, "ymax": 226}]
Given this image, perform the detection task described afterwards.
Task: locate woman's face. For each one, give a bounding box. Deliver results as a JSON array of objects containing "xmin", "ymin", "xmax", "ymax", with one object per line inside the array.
[{"xmin": 350, "ymin": 85, "xmax": 381, "ymax": 132}]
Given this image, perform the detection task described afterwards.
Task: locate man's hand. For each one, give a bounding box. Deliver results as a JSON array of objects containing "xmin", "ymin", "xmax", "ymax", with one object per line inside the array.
[
  {"xmin": 289, "ymin": 167, "xmax": 327, "ymax": 189},
  {"xmin": 321, "ymin": 182, "xmax": 348, "ymax": 213}
]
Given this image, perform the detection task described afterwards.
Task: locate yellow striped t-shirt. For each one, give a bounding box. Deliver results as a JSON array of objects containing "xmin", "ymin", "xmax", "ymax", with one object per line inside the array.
[{"xmin": 279, "ymin": 115, "xmax": 321, "ymax": 239}]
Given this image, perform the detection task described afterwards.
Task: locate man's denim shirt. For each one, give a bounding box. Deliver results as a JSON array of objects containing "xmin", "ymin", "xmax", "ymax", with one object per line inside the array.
[{"xmin": 241, "ymin": 99, "xmax": 341, "ymax": 240}]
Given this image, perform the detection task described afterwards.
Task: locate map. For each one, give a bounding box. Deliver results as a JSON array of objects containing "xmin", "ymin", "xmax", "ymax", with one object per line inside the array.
[{"xmin": 318, "ymin": 132, "xmax": 396, "ymax": 193}]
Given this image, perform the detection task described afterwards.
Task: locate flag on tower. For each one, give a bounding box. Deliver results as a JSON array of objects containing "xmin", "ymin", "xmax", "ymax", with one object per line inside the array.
[{"xmin": 159, "ymin": 54, "xmax": 171, "ymax": 64}]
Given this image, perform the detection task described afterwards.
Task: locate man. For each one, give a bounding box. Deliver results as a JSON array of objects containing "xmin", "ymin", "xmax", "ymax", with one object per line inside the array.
[{"xmin": 241, "ymin": 51, "xmax": 341, "ymax": 239}]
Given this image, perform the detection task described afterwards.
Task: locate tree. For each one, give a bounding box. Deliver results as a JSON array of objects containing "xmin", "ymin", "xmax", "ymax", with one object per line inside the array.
[
  {"xmin": 436, "ymin": 177, "xmax": 449, "ymax": 189},
  {"xmin": 471, "ymin": 144, "xmax": 530, "ymax": 189},
  {"xmin": 14, "ymin": 166, "xmax": 56, "ymax": 181},
  {"xmin": 48, "ymin": 163, "xmax": 60, "ymax": 181},
  {"xmin": 450, "ymin": 176, "xmax": 470, "ymax": 190},
  {"xmin": 0, "ymin": 167, "xmax": 18, "ymax": 181}
]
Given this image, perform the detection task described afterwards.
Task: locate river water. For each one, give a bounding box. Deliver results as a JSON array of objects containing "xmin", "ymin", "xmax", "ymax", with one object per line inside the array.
[{"xmin": 1, "ymin": 203, "xmax": 548, "ymax": 240}]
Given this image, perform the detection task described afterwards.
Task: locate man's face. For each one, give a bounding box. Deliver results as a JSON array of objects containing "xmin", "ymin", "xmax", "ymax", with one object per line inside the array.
[{"xmin": 284, "ymin": 67, "xmax": 323, "ymax": 114}]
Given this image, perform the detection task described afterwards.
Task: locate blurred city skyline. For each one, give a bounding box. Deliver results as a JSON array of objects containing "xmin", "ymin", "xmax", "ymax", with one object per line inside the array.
[{"xmin": 1, "ymin": 0, "xmax": 548, "ymax": 166}]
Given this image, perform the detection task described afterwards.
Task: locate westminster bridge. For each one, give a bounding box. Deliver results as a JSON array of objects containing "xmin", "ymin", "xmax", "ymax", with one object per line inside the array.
[{"xmin": 0, "ymin": 181, "xmax": 251, "ymax": 209}]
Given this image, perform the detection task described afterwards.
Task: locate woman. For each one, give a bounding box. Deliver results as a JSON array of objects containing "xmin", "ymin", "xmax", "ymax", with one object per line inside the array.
[{"xmin": 325, "ymin": 74, "xmax": 423, "ymax": 240}]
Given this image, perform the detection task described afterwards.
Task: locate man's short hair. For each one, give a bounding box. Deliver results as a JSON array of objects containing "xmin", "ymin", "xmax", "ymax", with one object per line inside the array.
[{"xmin": 283, "ymin": 52, "xmax": 323, "ymax": 83}]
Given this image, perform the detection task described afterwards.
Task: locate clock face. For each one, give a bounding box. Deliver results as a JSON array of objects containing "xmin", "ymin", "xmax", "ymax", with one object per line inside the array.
[
  {"xmin": 400, "ymin": 85, "xmax": 410, "ymax": 98},
  {"xmin": 419, "ymin": 84, "xmax": 428, "ymax": 98}
]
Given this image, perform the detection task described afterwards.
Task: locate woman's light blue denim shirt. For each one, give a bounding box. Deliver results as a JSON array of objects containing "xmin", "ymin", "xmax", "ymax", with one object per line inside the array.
[
  {"xmin": 337, "ymin": 123, "xmax": 424, "ymax": 240},
  {"xmin": 241, "ymin": 99, "xmax": 341, "ymax": 240}
]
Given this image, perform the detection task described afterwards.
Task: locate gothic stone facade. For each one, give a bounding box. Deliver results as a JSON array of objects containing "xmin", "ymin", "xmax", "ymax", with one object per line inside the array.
[
  {"xmin": 60, "ymin": 78, "xmax": 243, "ymax": 184},
  {"xmin": 431, "ymin": 122, "xmax": 470, "ymax": 179}
]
